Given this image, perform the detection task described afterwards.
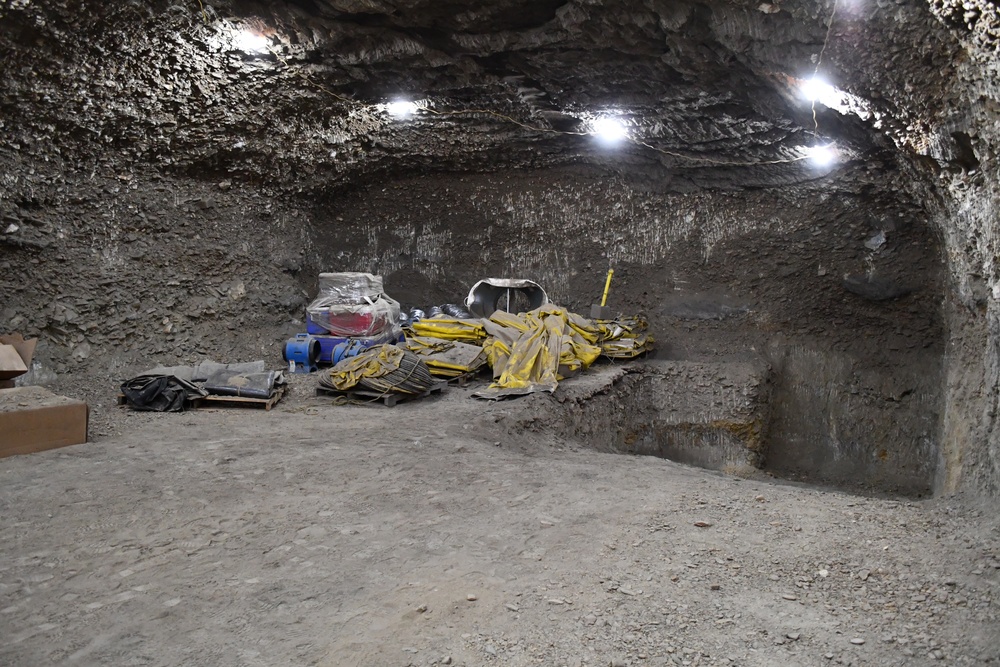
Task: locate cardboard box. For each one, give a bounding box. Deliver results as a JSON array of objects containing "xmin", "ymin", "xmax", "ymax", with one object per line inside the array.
[
  {"xmin": 0, "ymin": 334, "xmax": 38, "ymax": 389},
  {"xmin": 0, "ymin": 386, "xmax": 88, "ymax": 458},
  {"xmin": 0, "ymin": 344, "xmax": 27, "ymax": 379}
]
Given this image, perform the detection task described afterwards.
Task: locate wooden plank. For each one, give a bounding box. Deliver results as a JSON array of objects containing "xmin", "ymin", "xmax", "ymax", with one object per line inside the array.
[
  {"xmin": 315, "ymin": 382, "xmax": 445, "ymax": 407},
  {"xmin": 198, "ymin": 386, "xmax": 285, "ymax": 411},
  {"xmin": 117, "ymin": 387, "xmax": 285, "ymax": 411},
  {"xmin": 445, "ymin": 369, "xmax": 487, "ymax": 387}
]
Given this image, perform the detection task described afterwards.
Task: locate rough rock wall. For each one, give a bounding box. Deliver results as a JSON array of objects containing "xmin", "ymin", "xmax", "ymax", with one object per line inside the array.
[
  {"xmin": 311, "ymin": 165, "xmax": 945, "ymax": 492},
  {"xmin": 935, "ymin": 167, "xmax": 1000, "ymax": 497},
  {"xmin": 766, "ymin": 341, "xmax": 941, "ymax": 495},
  {"xmin": 311, "ymin": 167, "xmax": 943, "ymax": 341},
  {"xmin": 0, "ymin": 150, "xmax": 311, "ymax": 382},
  {"xmin": 923, "ymin": 0, "xmax": 1000, "ymax": 496}
]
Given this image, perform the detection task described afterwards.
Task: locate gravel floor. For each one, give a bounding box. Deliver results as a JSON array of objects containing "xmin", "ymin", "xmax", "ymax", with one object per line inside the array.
[{"xmin": 0, "ymin": 382, "xmax": 997, "ymax": 667}]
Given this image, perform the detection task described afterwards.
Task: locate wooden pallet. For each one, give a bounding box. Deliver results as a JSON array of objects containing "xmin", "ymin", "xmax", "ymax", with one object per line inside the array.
[
  {"xmin": 117, "ymin": 386, "xmax": 286, "ymax": 411},
  {"xmin": 315, "ymin": 381, "xmax": 446, "ymax": 407},
  {"xmin": 197, "ymin": 386, "xmax": 286, "ymax": 411},
  {"xmin": 448, "ymin": 368, "xmax": 483, "ymax": 387},
  {"xmin": 429, "ymin": 368, "xmax": 487, "ymax": 387}
]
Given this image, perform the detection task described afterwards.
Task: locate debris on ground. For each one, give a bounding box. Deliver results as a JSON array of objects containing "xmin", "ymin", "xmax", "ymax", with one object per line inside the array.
[
  {"xmin": 317, "ymin": 344, "xmax": 442, "ymax": 406},
  {"xmin": 293, "ymin": 274, "xmax": 652, "ymax": 404},
  {"xmin": 120, "ymin": 360, "xmax": 286, "ymax": 411}
]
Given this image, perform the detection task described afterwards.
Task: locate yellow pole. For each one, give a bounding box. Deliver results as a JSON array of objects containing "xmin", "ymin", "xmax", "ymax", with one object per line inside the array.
[{"xmin": 600, "ymin": 269, "xmax": 614, "ymax": 307}]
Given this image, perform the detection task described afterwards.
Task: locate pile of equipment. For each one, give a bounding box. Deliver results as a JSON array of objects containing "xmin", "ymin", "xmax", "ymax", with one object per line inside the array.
[
  {"xmin": 284, "ymin": 272, "xmax": 402, "ymax": 373},
  {"xmin": 317, "ymin": 344, "xmax": 443, "ymax": 405},
  {"xmin": 294, "ymin": 271, "xmax": 655, "ymax": 404}
]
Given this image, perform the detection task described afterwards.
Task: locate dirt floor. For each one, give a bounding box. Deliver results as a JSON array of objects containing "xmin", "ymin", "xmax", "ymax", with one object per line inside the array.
[{"xmin": 1, "ymin": 371, "xmax": 998, "ymax": 667}]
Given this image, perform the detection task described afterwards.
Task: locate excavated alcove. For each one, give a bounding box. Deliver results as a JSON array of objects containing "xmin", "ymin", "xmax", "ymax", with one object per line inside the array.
[
  {"xmin": 310, "ymin": 165, "xmax": 946, "ymax": 495},
  {"xmin": 1, "ymin": 0, "xmax": 999, "ymax": 499}
]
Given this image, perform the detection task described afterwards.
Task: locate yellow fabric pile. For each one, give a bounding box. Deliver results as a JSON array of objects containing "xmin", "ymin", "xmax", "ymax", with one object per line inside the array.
[
  {"xmin": 321, "ymin": 344, "xmax": 406, "ymax": 391},
  {"xmin": 409, "ymin": 318, "xmax": 487, "ymax": 344},
  {"xmin": 405, "ymin": 336, "xmax": 487, "ymax": 378},
  {"xmin": 476, "ymin": 305, "xmax": 603, "ymax": 398},
  {"xmin": 319, "ymin": 344, "xmax": 436, "ymax": 395},
  {"xmin": 595, "ymin": 316, "xmax": 656, "ymax": 359},
  {"xmin": 399, "ymin": 304, "xmax": 654, "ymax": 399}
]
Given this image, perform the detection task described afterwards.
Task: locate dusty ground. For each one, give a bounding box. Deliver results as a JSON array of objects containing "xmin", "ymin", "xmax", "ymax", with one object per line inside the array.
[{"xmin": 1, "ymin": 372, "xmax": 998, "ymax": 667}]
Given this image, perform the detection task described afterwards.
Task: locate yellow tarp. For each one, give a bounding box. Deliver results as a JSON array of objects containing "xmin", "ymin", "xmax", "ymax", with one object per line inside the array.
[
  {"xmin": 324, "ymin": 344, "xmax": 404, "ymax": 391},
  {"xmin": 405, "ymin": 336, "xmax": 487, "ymax": 377},
  {"xmin": 476, "ymin": 305, "xmax": 602, "ymax": 398},
  {"xmin": 409, "ymin": 318, "xmax": 487, "ymax": 343},
  {"xmin": 595, "ymin": 316, "xmax": 656, "ymax": 358}
]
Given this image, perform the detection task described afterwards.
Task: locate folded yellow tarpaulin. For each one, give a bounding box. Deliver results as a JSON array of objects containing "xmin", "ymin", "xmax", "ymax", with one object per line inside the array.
[
  {"xmin": 323, "ymin": 344, "xmax": 404, "ymax": 391},
  {"xmin": 404, "ymin": 336, "xmax": 487, "ymax": 377},
  {"xmin": 592, "ymin": 315, "xmax": 655, "ymax": 358},
  {"xmin": 475, "ymin": 305, "xmax": 602, "ymax": 399},
  {"xmin": 601, "ymin": 336, "xmax": 655, "ymax": 358},
  {"xmin": 409, "ymin": 318, "xmax": 487, "ymax": 343}
]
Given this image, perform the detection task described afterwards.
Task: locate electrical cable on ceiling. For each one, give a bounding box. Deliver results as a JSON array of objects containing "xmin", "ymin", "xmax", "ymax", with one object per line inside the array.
[
  {"xmin": 195, "ymin": 0, "xmax": 208, "ymax": 24},
  {"xmin": 271, "ymin": 45, "xmax": 816, "ymax": 168},
  {"xmin": 812, "ymin": 0, "xmax": 841, "ymax": 135},
  {"xmin": 231, "ymin": 12, "xmax": 839, "ymax": 169}
]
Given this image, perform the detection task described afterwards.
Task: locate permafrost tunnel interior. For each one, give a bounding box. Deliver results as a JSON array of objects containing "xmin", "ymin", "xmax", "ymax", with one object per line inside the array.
[{"xmin": 2, "ymin": 1, "xmax": 1000, "ymax": 665}]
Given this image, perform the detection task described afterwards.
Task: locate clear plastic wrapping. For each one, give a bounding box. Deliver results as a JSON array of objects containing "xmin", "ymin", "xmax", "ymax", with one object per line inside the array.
[
  {"xmin": 317, "ymin": 272, "xmax": 384, "ymax": 302},
  {"xmin": 307, "ymin": 272, "xmax": 401, "ymax": 337}
]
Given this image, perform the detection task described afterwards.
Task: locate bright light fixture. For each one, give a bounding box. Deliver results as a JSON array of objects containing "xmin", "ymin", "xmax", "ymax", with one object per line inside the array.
[
  {"xmin": 592, "ymin": 117, "xmax": 628, "ymax": 144},
  {"xmin": 805, "ymin": 144, "xmax": 837, "ymax": 167},
  {"xmin": 235, "ymin": 30, "xmax": 270, "ymax": 54},
  {"xmin": 800, "ymin": 76, "xmax": 837, "ymax": 103},
  {"xmin": 385, "ymin": 100, "xmax": 419, "ymax": 119}
]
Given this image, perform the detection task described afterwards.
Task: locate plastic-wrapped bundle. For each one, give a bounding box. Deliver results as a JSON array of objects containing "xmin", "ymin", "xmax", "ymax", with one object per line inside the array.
[
  {"xmin": 441, "ymin": 303, "xmax": 473, "ymax": 318},
  {"xmin": 319, "ymin": 345, "xmax": 437, "ymax": 395},
  {"xmin": 317, "ymin": 272, "xmax": 384, "ymax": 301},
  {"xmin": 306, "ymin": 272, "xmax": 401, "ymax": 337},
  {"xmin": 306, "ymin": 298, "xmax": 401, "ymax": 336}
]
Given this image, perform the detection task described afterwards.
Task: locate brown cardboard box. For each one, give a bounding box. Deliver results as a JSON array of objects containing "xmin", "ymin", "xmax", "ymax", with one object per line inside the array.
[
  {"xmin": 0, "ymin": 345, "xmax": 27, "ymax": 379},
  {"xmin": 0, "ymin": 334, "xmax": 38, "ymax": 388},
  {"xmin": 0, "ymin": 386, "xmax": 88, "ymax": 458}
]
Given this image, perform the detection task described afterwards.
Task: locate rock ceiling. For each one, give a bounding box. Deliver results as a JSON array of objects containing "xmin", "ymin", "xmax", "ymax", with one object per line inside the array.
[{"xmin": 0, "ymin": 0, "xmax": 975, "ymax": 193}]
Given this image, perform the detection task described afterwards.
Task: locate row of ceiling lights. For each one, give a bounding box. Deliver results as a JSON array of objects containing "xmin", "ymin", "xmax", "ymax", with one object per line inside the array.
[
  {"xmin": 234, "ymin": 28, "xmax": 840, "ymax": 169},
  {"xmin": 383, "ymin": 90, "xmax": 836, "ymax": 168}
]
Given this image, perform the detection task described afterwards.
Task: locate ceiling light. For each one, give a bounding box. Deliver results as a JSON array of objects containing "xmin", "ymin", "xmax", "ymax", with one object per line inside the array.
[
  {"xmin": 805, "ymin": 144, "xmax": 838, "ymax": 167},
  {"xmin": 385, "ymin": 100, "xmax": 419, "ymax": 119},
  {"xmin": 592, "ymin": 117, "xmax": 628, "ymax": 144},
  {"xmin": 235, "ymin": 30, "xmax": 270, "ymax": 54},
  {"xmin": 800, "ymin": 76, "xmax": 837, "ymax": 103}
]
